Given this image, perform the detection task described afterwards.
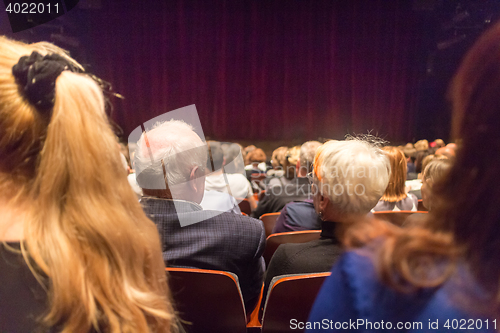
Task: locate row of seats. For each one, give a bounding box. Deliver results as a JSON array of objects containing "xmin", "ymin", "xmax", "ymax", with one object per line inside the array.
[
  {"xmin": 169, "ymin": 209, "xmax": 429, "ymax": 332},
  {"xmin": 166, "ymin": 267, "xmax": 329, "ymax": 333}
]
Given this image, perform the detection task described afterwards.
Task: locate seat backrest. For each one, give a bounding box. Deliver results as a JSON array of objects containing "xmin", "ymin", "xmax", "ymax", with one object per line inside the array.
[
  {"xmin": 238, "ymin": 198, "xmax": 252, "ymax": 215},
  {"xmin": 261, "ymin": 273, "xmax": 331, "ymax": 333},
  {"xmin": 373, "ymin": 211, "xmax": 428, "ymax": 227},
  {"xmin": 260, "ymin": 212, "xmax": 281, "ymax": 237},
  {"xmin": 417, "ymin": 199, "xmax": 427, "ymax": 211},
  {"xmin": 166, "ymin": 268, "xmax": 247, "ymax": 333},
  {"xmin": 263, "ymin": 230, "xmax": 322, "ymax": 266}
]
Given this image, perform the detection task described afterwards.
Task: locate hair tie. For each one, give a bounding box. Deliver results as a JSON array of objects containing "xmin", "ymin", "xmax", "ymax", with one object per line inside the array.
[{"xmin": 12, "ymin": 51, "xmax": 75, "ymax": 113}]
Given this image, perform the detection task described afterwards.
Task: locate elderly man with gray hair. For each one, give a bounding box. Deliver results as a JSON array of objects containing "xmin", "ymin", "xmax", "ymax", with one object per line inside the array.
[
  {"xmin": 263, "ymin": 138, "xmax": 390, "ymax": 302},
  {"xmin": 134, "ymin": 120, "xmax": 266, "ymax": 312}
]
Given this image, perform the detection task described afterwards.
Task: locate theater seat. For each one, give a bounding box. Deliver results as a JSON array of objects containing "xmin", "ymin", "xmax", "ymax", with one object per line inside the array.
[
  {"xmin": 263, "ymin": 231, "xmax": 322, "ymax": 266},
  {"xmin": 261, "ymin": 273, "xmax": 331, "ymax": 333},
  {"xmin": 260, "ymin": 212, "xmax": 281, "ymax": 237},
  {"xmin": 417, "ymin": 199, "xmax": 427, "ymax": 211},
  {"xmin": 373, "ymin": 210, "xmax": 428, "ymax": 227},
  {"xmin": 166, "ymin": 267, "xmax": 247, "ymax": 333}
]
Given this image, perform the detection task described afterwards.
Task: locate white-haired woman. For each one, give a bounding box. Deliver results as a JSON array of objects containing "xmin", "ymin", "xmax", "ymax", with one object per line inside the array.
[
  {"xmin": 0, "ymin": 37, "xmax": 178, "ymax": 332},
  {"xmin": 262, "ymin": 139, "xmax": 390, "ymax": 308}
]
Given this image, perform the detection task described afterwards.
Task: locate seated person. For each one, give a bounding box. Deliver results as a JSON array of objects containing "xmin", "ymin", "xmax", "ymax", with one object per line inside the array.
[
  {"xmin": 404, "ymin": 158, "xmax": 453, "ymax": 227},
  {"xmin": 244, "ymin": 148, "xmax": 267, "ymax": 191},
  {"xmin": 252, "ymin": 142, "xmax": 320, "ymax": 219},
  {"xmin": 308, "ymin": 23, "xmax": 500, "ymax": 329},
  {"xmin": 403, "ymin": 143, "xmax": 417, "ymax": 179},
  {"xmin": 263, "ymin": 139, "xmax": 390, "ymax": 303},
  {"xmin": 0, "ymin": 37, "xmax": 178, "ymax": 332},
  {"xmin": 420, "ymin": 158, "xmax": 453, "ymax": 211},
  {"xmin": 265, "ymin": 146, "xmax": 290, "ymax": 186},
  {"xmin": 407, "ymin": 154, "xmax": 448, "ymax": 199},
  {"xmin": 271, "ymin": 141, "xmax": 323, "ymax": 233},
  {"xmin": 373, "ymin": 146, "xmax": 418, "ymax": 211},
  {"xmin": 266, "ymin": 146, "xmax": 299, "ymax": 188},
  {"xmin": 134, "ymin": 120, "xmax": 265, "ymax": 312},
  {"xmin": 201, "ymin": 141, "xmax": 253, "ymax": 213}
]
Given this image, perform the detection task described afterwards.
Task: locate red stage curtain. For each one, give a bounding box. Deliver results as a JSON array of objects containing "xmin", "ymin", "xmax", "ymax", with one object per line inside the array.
[{"xmin": 87, "ymin": 0, "xmax": 422, "ymax": 143}]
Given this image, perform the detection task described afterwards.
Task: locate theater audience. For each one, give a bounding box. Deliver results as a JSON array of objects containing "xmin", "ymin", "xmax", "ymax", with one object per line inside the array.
[
  {"xmin": 372, "ymin": 146, "xmax": 418, "ymax": 211},
  {"xmin": 308, "ymin": 21, "xmax": 500, "ymax": 331},
  {"xmin": 134, "ymin": 120, "xmax": 265, "ymax": 312},
  {"xmin": 272, "ymin": 141, "xmax": 322, "ymax": 233},
  {"xmin": 0, "ymin": 37, "xmax": 178, "ymax": 332},
  {"xmin": 252, "ymin": 143, "xmax": 317, "ymax": 219},
  {"xmin": 263, "ymin": 139, "xmax": 390, "ymax": 302}
]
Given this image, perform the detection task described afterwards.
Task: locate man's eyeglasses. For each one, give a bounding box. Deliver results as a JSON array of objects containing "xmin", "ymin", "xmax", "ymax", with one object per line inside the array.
[{"xmin": 307, "ymin": 172, "xmax": 315, "ymax": 185}]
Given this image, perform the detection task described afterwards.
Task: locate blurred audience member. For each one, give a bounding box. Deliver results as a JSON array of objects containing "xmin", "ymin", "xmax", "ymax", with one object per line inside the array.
[
  {"xmin": 0, "ymin": 37, "xmax": 178, "ymax": 332},
  {"xmin": 373, "ymin": 147, "xmax": 418, "ymax": 211},
  {"xmin": 253, "ymin": 142, "xmax": 318, "ymax": 218},
  {"xmin": 308, "ymin": 21, "xmax": 500, "ymax": 331},
  {"xmin": 414, "ymin": 139, "xmax": 429, "ymax": 151},
  {"xmin": 272, "ymin": 141, "xmax": 322, "ymax": 233},
  {"xmin": 200, "ymin": 141, "xmax": 241, "ymax": 213},
  {"xmin": 203, "ymin": 141, "xmax": 256, "ymax": 211}
]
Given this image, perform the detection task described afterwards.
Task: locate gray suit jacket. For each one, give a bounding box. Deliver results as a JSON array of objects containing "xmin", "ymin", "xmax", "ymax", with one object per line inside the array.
[{"xmin": 140, "ymin": 197, "xmax": 266, "ymax": 311}]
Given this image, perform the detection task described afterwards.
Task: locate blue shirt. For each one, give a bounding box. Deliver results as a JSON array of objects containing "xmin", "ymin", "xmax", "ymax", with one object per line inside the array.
[{"xmin": 307, "ymin": 247, "xmax": 495, "ymax": 332}]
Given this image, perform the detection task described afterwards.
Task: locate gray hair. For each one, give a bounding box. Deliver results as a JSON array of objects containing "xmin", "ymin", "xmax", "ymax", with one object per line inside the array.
[
  {"xmin": 314, "ymin": 139, "xmax": 390, "ymax": 214},
  {"xmin": 134, "ymin": 120, "xmax": 207, "ymax": 190},
  {"xmin": 299, "ymin": 140, "xmax": 322, "ymax": 172}
]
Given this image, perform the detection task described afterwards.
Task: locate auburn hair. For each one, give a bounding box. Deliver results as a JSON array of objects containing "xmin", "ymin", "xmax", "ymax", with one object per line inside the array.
[
  {"xmin": 0, "ymin": 36, "xmax": 177, "ymax": 332},
  {"xmin": 372, "ymin": 21, "xmax": 500, "ymax": 317},
  {"xmin": 380, "ymin": 146, "xmax": 407, "ymax": 202}
]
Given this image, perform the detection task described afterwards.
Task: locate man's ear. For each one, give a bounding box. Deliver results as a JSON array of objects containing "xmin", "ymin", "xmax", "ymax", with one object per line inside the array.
[
  {"xmin": 189, "ymin": 166, "xmax": 203, "ymax": 193},
  {"xmin": 318, "ymin": 192, "xmax": 330, "ymax": 212}
]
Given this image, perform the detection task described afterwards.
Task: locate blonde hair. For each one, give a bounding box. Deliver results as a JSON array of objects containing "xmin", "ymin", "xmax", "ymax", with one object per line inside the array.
[
  {"xmin": 0, "ymin": 36, "xmax": 177, "ymax": 332},
  {"xmin": 380, "ymin": 146, "xmax": 407, "ymax": 202}
]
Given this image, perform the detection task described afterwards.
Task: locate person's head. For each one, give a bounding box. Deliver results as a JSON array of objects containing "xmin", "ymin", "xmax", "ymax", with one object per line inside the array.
[
  {"xmin": 414, "ymin": 139, "xmax": 429, "ymax": 151},
  {"xmin": 380, "ymin": 146, "xmax": 407, "ymax": 202},
  {"xmin": 433, "ymin": 139, "xmax": 445, "ymax": 149},
  {"xmin": 0, "ymin": 37, "xmax": 176, "ymax": 332},
  {"xmin": 297, "ymin": 141, "xmax": 322, "ymax": 177},
  {"xmin": 421, "ymin": 158, "xmax": 452, "ymax": 210},
  {"xmin": 135, "ymin": 120, "xmax": 207, "ymax": 203},
  {"xmin": 415, "ymin": 150, "xmax": 431, "ymax": 174},
  {"xmin": 283, "ymin": 146, "xmax": 300, "ymax": 179},
  {"xmin": 435, "ymin": 146, "xmax": 456, "ymax": 160},
  {"xmin": 246, "ymin": 148, "xmax": 266, "ymax": 166},
  {"xmin": 271, "ymin": 146, "xmax": 288, "ymax": 169},
  {"xmin": 310, "ymin": 139, "xmax": 390, "ymax": 222},
  {"xmin": 243, "ymin": 145, "xmax": 256, "ymax": 164},
  {"xmin": 403, "ymin": 144, "xmax": 417, "ymax": 162},
  {"xmin": 223, "ymin": 143, "xmax": 244, "ymax": 174}
]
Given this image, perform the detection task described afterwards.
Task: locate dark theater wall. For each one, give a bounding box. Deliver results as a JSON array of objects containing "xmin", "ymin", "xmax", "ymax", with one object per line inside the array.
[{"xmin": 84, "ymin": 0, "xmax": 423, "ymax": 143}]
